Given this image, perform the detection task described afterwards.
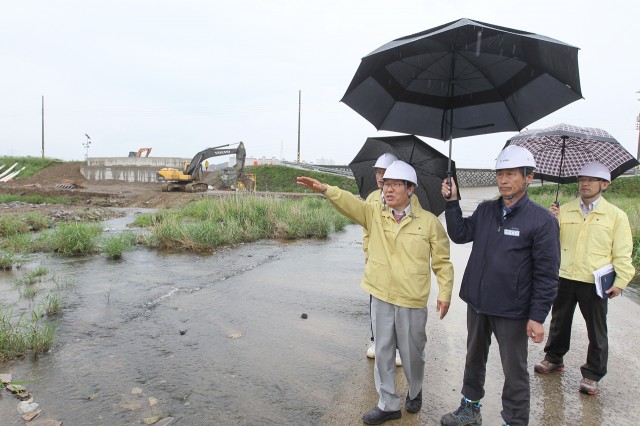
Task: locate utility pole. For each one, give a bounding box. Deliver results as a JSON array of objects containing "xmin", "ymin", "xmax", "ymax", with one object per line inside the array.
[
  {"xmin": 83, "ymin": 134, "xmax": 92, "ymax": 161},
  {"xmin": 636, "ymin": 91, "xmax": 640, "ymax": 161},
  {"xmin": 297, "ymin": 90, "xmax": 301, "ymax": 164},
  {"xmin": 41, "ymin": 96, "xmax": 45, "ymax": 158},
  {"xmin": 636, "ymin": 113, "xmax": 640, "ymax": 161}
]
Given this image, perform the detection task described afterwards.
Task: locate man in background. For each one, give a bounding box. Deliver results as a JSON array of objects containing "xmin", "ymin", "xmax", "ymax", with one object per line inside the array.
[{"xmin": 534, "ymin": 162, "xmax": 635, "ymax": 395}]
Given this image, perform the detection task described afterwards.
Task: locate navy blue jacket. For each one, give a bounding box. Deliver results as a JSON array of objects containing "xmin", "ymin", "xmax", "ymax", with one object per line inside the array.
[{"xmin": 445, "ymin": 193, "xmax": 560, "ymax": 323}]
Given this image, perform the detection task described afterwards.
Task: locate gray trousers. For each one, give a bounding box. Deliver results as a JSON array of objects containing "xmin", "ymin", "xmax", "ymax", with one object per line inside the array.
[
  {"xmin": 371, "ymin": 296, "xmax": 428, "ymax": 411},
  {"xmin": 462, "ymin": 306, "xmax": 530, "ymax": 426}
]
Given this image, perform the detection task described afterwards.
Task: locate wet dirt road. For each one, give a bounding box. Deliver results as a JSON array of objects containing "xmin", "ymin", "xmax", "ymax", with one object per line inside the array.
[{"xmin": 1, "ymin": 187, "xmax": 639, "ymax": 425}]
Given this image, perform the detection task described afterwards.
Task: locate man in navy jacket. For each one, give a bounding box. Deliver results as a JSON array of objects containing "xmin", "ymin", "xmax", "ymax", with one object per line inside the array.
[{"xmin": 440, "ymin": 146, "xmax": 560, "ymax": 426}]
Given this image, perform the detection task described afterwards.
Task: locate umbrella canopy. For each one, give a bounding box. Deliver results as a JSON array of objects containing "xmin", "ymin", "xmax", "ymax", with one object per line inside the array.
[
  {"xmin": 349, "ymin": 135, "xmax": 458, "ymax": 216},
  {"xmin": 504, "ymin": 123, "xmax": 640, "ymax": 201},
  {"xmin": 342, "ymin": 18, "xmax": 582, "ymax": 174},
  {"xmin": 504, "ymin": 123, "xmax": 639, "ymax": 183}
]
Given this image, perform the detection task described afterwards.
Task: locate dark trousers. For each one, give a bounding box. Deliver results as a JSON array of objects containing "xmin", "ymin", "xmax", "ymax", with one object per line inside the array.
[
  {"xmin": 544, "ymin": 277, "xmax": 608, "ymax": 381},
  {"xmin": 462, "ymin": 306, "xmax": 530, "ymax": 426}
]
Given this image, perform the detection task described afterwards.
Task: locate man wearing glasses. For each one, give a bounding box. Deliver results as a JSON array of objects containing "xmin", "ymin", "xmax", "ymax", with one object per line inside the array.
[
  {"xmin": 534, "ymin": 162, "xmax": 635, "ymax": 396},
  {"xmin": 297, "ymin": 160, "xmax": 454, "ymax": 425}
]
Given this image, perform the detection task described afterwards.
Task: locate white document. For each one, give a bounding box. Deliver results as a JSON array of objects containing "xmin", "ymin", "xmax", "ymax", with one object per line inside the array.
[{"xmin": 593, "ymin": 264, "xmax": 615, "ymax": 299}]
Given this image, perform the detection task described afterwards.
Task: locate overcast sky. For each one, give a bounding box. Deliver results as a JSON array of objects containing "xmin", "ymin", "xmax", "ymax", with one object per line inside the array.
[{"xmin": 1, "ymin": 0, "xmax": 638, "ymax": 168}]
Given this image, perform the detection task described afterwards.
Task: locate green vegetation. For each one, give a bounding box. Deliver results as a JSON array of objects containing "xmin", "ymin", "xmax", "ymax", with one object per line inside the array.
[
  {"xmin": 0, "ymin": 155, "xmax": 64, "ymax": 180},
  {"xmin": 137, "ymin": 195, "xmax": 351, "ymax": 251},
  {"xmin": 0, "ymin": 194, "xmax": 73, "ymax": 205},
  {"xmin": 103, "ymin": 231, "xmax": 137, "ymax": 259},
  {"xmin": 247, "ymin": 165, "xmax": 358, "ymax": 194},
  {"xmin": 528, "ymin": 176, "xmax": 640, "ymax": 271},
  {"xmin": 0, "ymin": 250, "xmax": 23, "ymax": 270},
  {"xmin": 0, "ymin": 215, "xmax": 30, "ymax": 237},
  {"xmin": 0, "ymin": 212, "xmax": 52, "ymax": 238},
  {"xmin": 46, "ymin": 222, "xmax": 102, "ymax": 256},
  {"xmin": 0, "ymin": 264, "xmax": 70, "ymax": 360},
  {"xmin": 42, "ymin": 292, "xmax": 66, "ymax": 316}
]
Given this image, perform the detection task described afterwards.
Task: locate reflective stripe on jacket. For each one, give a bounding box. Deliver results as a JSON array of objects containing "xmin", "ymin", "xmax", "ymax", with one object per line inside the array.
[
  {"xmin": 558, "ymin": 196, "xmax": 635, "ymax": 288},
  {"xmin": 325, "ymin": 185, "xmax": 454, "ymax": 308}
]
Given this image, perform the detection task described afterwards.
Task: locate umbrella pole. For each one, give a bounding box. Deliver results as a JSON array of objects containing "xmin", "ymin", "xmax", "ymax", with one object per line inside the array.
[
  {"xmin": 554, "ymin": 136, "xmax": 568, "ymax": 205},
  {"xmin": 444, "ymin": 58, "xmax": 456, "ymax": 198}
]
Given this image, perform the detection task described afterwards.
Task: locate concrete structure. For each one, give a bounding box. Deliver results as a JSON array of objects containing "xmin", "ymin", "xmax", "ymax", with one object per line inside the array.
[
  {"xmin": 81, "ymin": 157, "xmax": 191, "ymax": 183},
  {"xmin": 81, "ymin": 156, "xmax": 498, "ymax": 187}
]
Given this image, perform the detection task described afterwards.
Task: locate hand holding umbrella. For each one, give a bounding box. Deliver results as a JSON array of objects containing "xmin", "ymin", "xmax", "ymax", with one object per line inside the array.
[{"xmin": 441, "ymin": 177, "xmax": 458, "ymax": 201}]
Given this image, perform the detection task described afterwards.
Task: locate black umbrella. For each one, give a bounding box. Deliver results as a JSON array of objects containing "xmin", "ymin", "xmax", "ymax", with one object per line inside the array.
[
  {"xmin": 341, "ymin": 18, "xmax": 583, "ymax": 180},
  {"xmin": 503, "ymin": 123, "xmax": 640, "ymax": 202},
  {"xmin": 349, "ymin": 135, "xmax": 459, "ymax": 217}
]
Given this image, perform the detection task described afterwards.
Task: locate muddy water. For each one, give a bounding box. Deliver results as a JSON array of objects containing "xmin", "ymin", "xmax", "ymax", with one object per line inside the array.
[
  {"xmin": 0, "ymin": 210, "xmax": 371, "ymax": 425},
  {"xmin": 1, "ymin": 189, "xmax": 639, "ymax": 425}
]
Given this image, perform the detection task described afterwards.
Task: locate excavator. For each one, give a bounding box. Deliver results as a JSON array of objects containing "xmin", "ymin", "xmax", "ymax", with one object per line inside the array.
[
  {"xmin": 128, "ymin": 147, "xmax": 152, "ymax": 157},
  {"xmin": 156, "ymin": 142, "xmax": 255, "ymax": 192}
]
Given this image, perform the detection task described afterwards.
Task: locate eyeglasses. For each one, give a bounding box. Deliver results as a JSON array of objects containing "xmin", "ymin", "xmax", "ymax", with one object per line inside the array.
[
  {"xmin": 383, "ymin": 181, "xmax": 406, "ymax": 189},
  {"xmin": 578, "ymin": 177, "xmax": 602, "ymax": 183}
]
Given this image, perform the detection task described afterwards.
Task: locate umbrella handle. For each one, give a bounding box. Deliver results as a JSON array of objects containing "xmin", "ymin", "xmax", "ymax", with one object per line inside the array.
[{"xmin": 444, "ymin": 171, "xmax": 452, "ymax": 199}]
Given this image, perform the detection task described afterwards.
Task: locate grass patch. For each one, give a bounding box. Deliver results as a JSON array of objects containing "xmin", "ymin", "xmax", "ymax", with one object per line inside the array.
[
  {"xmin": 42, "ymin": 292, "xmax": 66, "ymax": 316},
  {"xmin": 103, "ymin": 231, "xmax": 137, "ymax": 259},
  {"xmin": 22, "ymin": 212, "xmax": 52, "ymax": 231},
  {"xmin": 46, "ymin": 222, "xmax": 102, "ymax": 256},
  {"xmin": 247, "ymin": 165, "xmax": 358, "ymax": 194},
  {"xmin": 131, "ymin": 213, "xmax": 156, "ymax": 227},
  {"xmin": 0, "ymin": 212, "xmax": 51, "ymax": 241},
  {"xmin": 145, "ymin": 195, "xmax": 351, "ymax": 251},
  {"xmin": 0, "ymin": 215, "xmax": 30, "ymax": 238},
  {"xmin": 0, "ymin": 194, "xmax": 73, "ymax": 205},
  {"xmin": 0, "ymin": 250, "xmax": 23, "ymax": 270},
  {"xmin": 0, "ymin": 306, "xmax": 57, "ymax": 361},
  {"xmin": 0, "ymin": 156, "xmax": 64, "ymax": 180},
  {"xmin": 0, "ymin": 265, "xmax": 71, "ymax": 360}
]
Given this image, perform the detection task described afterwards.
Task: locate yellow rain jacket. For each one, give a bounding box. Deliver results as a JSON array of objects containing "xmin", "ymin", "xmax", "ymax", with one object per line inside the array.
[
  {"xmin": 558, "ymin": 196, "xmax": 635, "ymax": 288},
  {"xmin": 325, "ymin": 186, "xmax": 453, "ymax": 308}
]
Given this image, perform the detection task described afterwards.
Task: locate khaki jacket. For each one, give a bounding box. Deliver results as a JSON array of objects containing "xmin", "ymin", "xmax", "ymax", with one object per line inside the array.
[
  {"xmin": 558, "ymin": 196, "xmax": 635, "ymax": 288},
  {"xmin": 362, "ymin": 189, "xmax": 383, "ymax": 261},
  {"xmin": 325, "ymin": 186, "xmax": 453, "ymax": 308}
]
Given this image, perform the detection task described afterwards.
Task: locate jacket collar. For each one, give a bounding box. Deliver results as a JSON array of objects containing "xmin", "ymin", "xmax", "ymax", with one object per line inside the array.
[{"xmin": 495, "ymin": 192, "xmax": 529, "ymax": 218}]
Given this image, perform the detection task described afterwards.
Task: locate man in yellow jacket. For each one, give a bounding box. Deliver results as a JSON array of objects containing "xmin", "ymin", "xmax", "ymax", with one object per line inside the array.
[
  {"xmin": 363, "ymin": 152, "xmax": 402, "ymax": 366},
  {"xmin": 534, "ymin": 162, "xmax": 636, "ymax": 395},
  {"xmin": 298, "ymin": 160, "xmax": 453, "ymax": 424}
]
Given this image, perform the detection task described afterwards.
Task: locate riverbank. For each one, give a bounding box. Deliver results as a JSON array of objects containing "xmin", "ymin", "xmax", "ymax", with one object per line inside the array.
[{"xmin": 1, "ymin": 186, "xmax": 638, "ymax": 425}]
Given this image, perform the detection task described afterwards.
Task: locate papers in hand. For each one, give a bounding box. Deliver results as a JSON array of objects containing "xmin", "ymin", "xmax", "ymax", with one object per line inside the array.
[{"xmin": 593, "ymin": 264, "xmax": 616, "ymax": 299}]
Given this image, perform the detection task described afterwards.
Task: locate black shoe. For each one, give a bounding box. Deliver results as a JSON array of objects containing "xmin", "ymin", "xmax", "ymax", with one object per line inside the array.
[
  {"xmin": 405, "ymin": 390, "xmax": 423, "ymax": 413},
  {"xmin": 362, "ymin": 406, "xmax": 402, "ymax": 425}
]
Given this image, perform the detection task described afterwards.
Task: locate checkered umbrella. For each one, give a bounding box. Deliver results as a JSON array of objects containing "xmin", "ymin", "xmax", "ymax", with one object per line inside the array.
[{"xmin": 504, "ymin": 123, "xmax": 639, "ymax": 200}]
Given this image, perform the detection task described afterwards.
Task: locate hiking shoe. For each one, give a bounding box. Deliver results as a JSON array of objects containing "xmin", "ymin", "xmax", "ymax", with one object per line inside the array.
[
  {"xmin": 441, "ymin": 397, "xmax": 482, "ymax": 426},
  {"xmin": 405, "ymin": 390, "xmax": 422, "ymax": 413},
  {"xmin": 579, "ymin": 378, "xmax": 598, "ymax": 395},
  {"xmin": 362, "ymin": 406, "xmax": 402, "ymax": 425},
  {"xmin": 534, "ymin": 359, "xmax": 564, "ymax": 374},
  {"xmin": 395, "ymin": 349, "xmax": 402, "ymax": 367},
  {"xmin": 366, "ymin": 342, "xmax": 376, "ymax": 359}
]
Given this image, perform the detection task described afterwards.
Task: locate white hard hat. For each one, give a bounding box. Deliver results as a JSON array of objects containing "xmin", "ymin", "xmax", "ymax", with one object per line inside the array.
[
  {"xmin": 373, "ymin": 153, "xmax": 399, "ymax": 169},
  {"xmin": 495, "ymin": 145, "xmax": 536, "ymax": 170},
  {"xmin": 383, "ymin": 160, "xmax": 418, "ymax": 186},
  {"xmin": 578, "ymin": 162, "xmax": 610, "ymax": 182}
]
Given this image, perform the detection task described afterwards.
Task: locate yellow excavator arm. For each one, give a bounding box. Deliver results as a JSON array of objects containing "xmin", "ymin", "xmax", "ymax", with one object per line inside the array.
[{"xmin": 157, "ymin": 142, "xmax": 249, "ymax": 192}]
